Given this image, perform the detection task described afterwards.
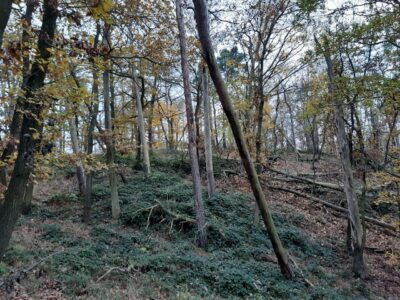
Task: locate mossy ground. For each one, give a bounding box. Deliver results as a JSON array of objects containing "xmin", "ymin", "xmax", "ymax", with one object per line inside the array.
[{"xmin": 0, "ymin": 154, "xmax": 387, "ymax": 299}]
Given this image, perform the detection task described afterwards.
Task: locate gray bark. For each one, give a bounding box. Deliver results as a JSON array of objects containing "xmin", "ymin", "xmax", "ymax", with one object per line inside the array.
[
  {"xmin": 202, "ymin": 65, "xmax": 216, "ymax": 197},
  {"xmin": 316, "ymin": 35, "xmax": 365, "ymax": 277},
  {"xmin": 175, "ymin": 0, "xmax": 207, "ymax": 248},
  {"xmin": 103, "ymin": 25, "xmax": 120, "ymax": 219},
  {"xmin": 132, "ymin": 66, "xmax": 150, "ymax": 177}
]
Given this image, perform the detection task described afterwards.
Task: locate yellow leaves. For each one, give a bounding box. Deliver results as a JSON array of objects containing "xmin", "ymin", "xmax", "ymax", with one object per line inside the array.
[
  {"xmin": 234, "ymin": 100, "xmax": 251, "ymax": 112},
  {"xmin": 88, "ymin": 0, "xmax": 115, "ymax": 23},
  {"xmin": 89, "ymin": 35, "xmax": 95, "ymax": 45},
  {"xmin": 32, "ymin": 130, "xmax": 41, "ymax": 141}
]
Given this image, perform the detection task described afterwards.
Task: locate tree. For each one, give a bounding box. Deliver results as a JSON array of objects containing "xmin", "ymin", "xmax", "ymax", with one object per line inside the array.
[
  {"xmin": 0, "ymin": 0, "xmax": 12, "ymax": 49},
  {"xmin": 0, "ymin": 0, "xmax": 38, "ymax": 186},
  {"xmin": 193, "ymin": 0, "xmax": 293, "ymax": 278},
  {"xmin": 103, "ymin": 24, "xmax": 121, "ymax": 219},
  {"xmin": 315, "ymin": 35, "xmax": 366, "ymax": 278},
  {"xmin": 132, "ymin": 66, "xmax": 151, "ymax": 177},
  {"xmin": 175, "ymin": 0, "xmax": 207, "ymax": 248},
  {"xmin": 0, "ymin": 0, "xmax": 59, "ymax": 258},
  {"xmin": 202, "ymin": 65, "xmax": 216, "ymax": 197}
]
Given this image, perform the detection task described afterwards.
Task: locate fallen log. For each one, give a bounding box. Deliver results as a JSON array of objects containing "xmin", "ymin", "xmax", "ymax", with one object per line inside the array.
[
  {"xmin": 262, "ymin": 183, "xmax": 397, "ymax": 232},
  {"xmin": 264, "ymin": 167, "xmax": 343, "ymax": 191}
]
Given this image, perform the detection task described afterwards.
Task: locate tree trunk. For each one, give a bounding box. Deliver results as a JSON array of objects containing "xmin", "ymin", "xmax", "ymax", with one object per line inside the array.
[
  {"xmin": 193, "ymin": 0, "xmax": 292, "ymax": 278},
  {"xmin": 0, "ymin": 0, "xmax": 58, "ymax": 259},
  {"xmin": 317, "ymin": 35, "xmax": 366, "ymax": 278},
  {"xmin": 83, "ymin": 23, "xmax": 101, "ymax": 223},
  {"xmin": 103, "ymin": 25, "xmax": 120, "ymax": 219},
  {"xmin": 21, "ymin": 179, "xmax": 34, "ymax": 215},
  {"xmin": 148, "ymin": 76, "xmax": 157, "ymax": 151},
  {"xmin": 384, "ymin": 109, "xmax": 399, "ymax": 165},
  {"xmin": 195, "ymin": 73, "xmax": 202, "ymax": 158},
  {"xmin": 175, "ymin": 0, "xmax": 207, "ymax": 248},
  {"xmin": 69, "ymin": 116, "xmax": 86, "ymax": 196},
  {"xmin": 212, "ymin": 97, "xmax": 219, "ymax": 150},
  {"xmin": 132, "ymin": 67, "xmax": 151, "ymax": 177},
  {"xmin": 255, "ymin": 58, "xmax": 265, "ymax": 169},
  {"xmin": 283, "ymin": 89, "xmax": 297, "ymax": 151},
  {"xmin": 0, "ymin": 0, "xmax": 12, "ymax": 48},
  {"xmin": 202, "ymin": 65, "xmax": 216, "ymax": 197},
  {"xmin": 0, "ymin": 1, "xmax": 36, "ymax": 185}
]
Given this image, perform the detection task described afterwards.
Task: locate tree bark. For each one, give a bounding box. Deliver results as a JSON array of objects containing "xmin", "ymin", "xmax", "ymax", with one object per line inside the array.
[
  {"xmin": 104, "ymin": 67, "xmax": 120, "ymax": 219},
  {"xmin": 21, "ymin": 180, "xmax": 34, "ymax": 215},
  {"xmin": 69, "ymin": 116, "xmax": 86, "ymax": 196},
  {"xmin": 202, "ymin": 65, "xmax": 216, "ymax": 197},
  {"xmin": 193, "ymin": 0, "xmax": 292, "ymax": 278},
  {"xmin": 103, "ymin": 25, "xmax": 120, "ymax": 219},
  {"xmin": 0, "ymin": 0, "xmax": 58, "ymax": 259},
  {"xmin": 316, "ymin": 35, "xmax": 366, "ymax": 278},
  {"xmin": 0, "ymin": 0, "xmax": 12, "ymax": 49},
  {"xmin": 132, "ymin": 66, "xmax": 151, "ymax": 177},
  {"xmin": 148, "ymin": 76, "xmax": 157, "ymax": 150},
  {"xmin": 83, "ymin": 23, "xmax": 101, "ymax": 223},
  {"xmin": 175, "ymin": 0, "xmax": 207, "ymax": 248},
  {"xmin": 0, "ymin": 0, "xmax": 37, "ymax": 185}
]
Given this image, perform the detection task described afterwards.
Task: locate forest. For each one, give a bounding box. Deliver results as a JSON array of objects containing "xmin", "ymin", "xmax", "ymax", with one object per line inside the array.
[{"xmin": 0, "ymin": 0, "xmax": 399, "ymax": 299}]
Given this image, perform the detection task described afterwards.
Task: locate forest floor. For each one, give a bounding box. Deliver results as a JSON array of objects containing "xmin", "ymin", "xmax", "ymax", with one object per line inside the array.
[{"xmin": 0, "ymin": 153, "xmax": 398, "ymax": 299}]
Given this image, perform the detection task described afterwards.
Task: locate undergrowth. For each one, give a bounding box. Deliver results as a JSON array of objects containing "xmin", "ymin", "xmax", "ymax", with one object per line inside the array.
[{"xmin": 2, "ymin": 154, "xmax": 371, "ymax": 299}]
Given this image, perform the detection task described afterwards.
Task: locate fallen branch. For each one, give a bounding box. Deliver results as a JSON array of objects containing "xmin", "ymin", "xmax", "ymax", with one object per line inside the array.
[
  {"xmin": 264, "ymin": 167, "xmax": 343, "ymax": 191},
  {"xmin": 262, "ymin": 183, "xmax": 397, "ymax": 232},
  {"xmin": 131, "ymin": 203, "xmax": 196, "ymax": 227},
  {"xmin": 0, "ymin": 250, "xmax": 64, "ymax": 292}
]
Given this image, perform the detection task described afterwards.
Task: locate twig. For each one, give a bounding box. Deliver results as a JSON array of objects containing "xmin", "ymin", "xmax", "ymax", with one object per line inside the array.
[
  {"xmin": 289, "ymin": 256, "xmax": 314, "ymax": 287},
  {"xmin": 96, "ymin": 267, "xmax": 127, "ymax": 282},
  {"xmin": 262, "ymin": 183, "xmax": 398, "ymax": 232},
  {"xmin": 0, "ymin": 249, "xmax": 64, "ymax": 291}
]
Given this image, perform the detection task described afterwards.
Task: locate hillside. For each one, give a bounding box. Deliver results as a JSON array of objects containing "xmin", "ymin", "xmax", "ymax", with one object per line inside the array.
[{"xmin": 0, "ymin": 154, "xmax": 398, "ymax": 299}]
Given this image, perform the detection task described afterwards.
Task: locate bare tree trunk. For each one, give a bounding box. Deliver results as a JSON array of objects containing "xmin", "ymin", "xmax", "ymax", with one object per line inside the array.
[
  {"xmin": 21, "ymin": 179, "xmax": 34, "ymax": 215},
  {"xmin": 195, "ymin": 72, "xmax": 203, "ymax": 158},
  {"xmin": 202, "ymin": 65, "xmax": 216, "ymax": 197},
  {"xmin": 148, "ymin": 76, "xmax": 157, "ymax": 151},
  {"xmin": 193, "ymin": 0, "xmax": 292, "ymax": 278},
  {"xmin": 212, "ymin": 97, "xmax": 219, "ymax": 150},
  {"xmin": 103, "ymin": 25, "xmax": 120, "ymax": 219},
  {"xmin": 384, "ymin": 109, "xmax": 399, "ymax": 165},
  {"xmin": 283, "ymin": 89, "xmax": 297, "ymax": 151},
  {"xmin": 0, "ymin": 0, "xmax": 58, "ymax": 259},
  {"xmin": 83, "ymin": 23, "xmax": 101, "ymax": 223},
  {"xmin": 175, "ymin": 0, "xmax": 207, "ymax": 248},
  {"xmin": 255, "ymin": 59, "xmax": 265, "ymax": 169},
  {"xmin": 84, "ymin": 69, "xmax": 100, "ymax": 222},
  {"xmin": 132, "ymin": 67, "xmax": 150, "ymax": 177},
  {"xmin": 69, "ymin": 116, "xmax": 86, "ymax": 196},
  {"xmin": 317, "ymin": 35, "xmax": 366, "ymax": 278}
]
